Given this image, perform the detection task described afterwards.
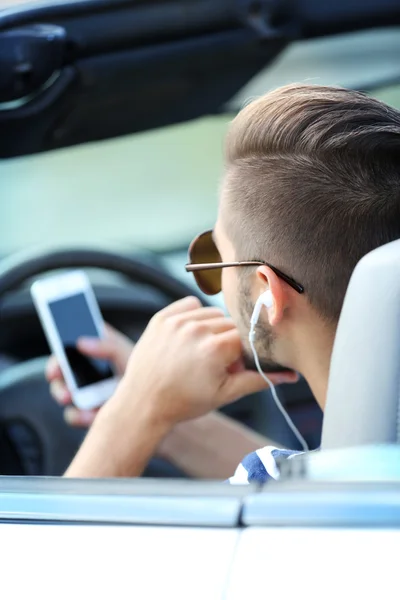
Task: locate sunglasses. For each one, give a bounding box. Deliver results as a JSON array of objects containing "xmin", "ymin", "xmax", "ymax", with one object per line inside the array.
[{"xmin": 185, "ymin": 229, "xmax": 304, "ymax": 296}]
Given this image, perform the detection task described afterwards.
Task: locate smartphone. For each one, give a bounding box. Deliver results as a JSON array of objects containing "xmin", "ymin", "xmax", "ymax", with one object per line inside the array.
[{"xmin": 31, "ymin": 270, "xmax": 119, "ymax": 410}]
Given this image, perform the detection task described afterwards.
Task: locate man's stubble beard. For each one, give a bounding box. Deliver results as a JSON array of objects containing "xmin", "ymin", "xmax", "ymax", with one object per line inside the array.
[{"xmin": 238, "ymin": 280, "xmax": 286, "ymax": 372}]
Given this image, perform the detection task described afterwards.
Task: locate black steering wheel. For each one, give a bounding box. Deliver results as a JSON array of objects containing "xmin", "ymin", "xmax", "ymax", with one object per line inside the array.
[{"xmin": 0, "ymin": 248, "xmax": 209, "ymax": 476}]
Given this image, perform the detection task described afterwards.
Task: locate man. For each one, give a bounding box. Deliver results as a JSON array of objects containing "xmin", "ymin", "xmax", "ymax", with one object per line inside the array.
[{"xmin": 47, "ymin": 83, "xmax": 400, "ymax": 482}]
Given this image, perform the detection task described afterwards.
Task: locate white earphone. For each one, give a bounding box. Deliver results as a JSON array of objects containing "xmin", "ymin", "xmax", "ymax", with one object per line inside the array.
[
  {"xmin": 248, "ymin": 288, "xmax": 309, "ymax": 452},
  {"xmin": 250, "ymin": 290, "xmax": 273, "ymax": 335}
]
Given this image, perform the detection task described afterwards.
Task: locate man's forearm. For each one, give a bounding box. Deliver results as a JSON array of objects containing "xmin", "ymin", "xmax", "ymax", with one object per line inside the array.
[
  {"xmin": 65, "ymin": 381, "xmax": 278, "ymax": 479},
  {"xmin": 158, "ymin": 411, "xmax": 278, "ymax": 479},
  {"xmin": 65, "ymin": 393, "xmax": 169, "ymax": 478}
]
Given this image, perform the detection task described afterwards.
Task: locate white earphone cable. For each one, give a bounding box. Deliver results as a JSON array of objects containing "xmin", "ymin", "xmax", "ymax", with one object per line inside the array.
[{"xmin": 249, "ymin": 328, "xmax": 309, "ymax": 452}]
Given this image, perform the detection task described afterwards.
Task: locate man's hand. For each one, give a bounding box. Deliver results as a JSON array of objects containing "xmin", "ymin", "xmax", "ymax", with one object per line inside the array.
[
  {"xmin": 45, "ymin": 323, "xmax": 134, "ymax": 427},
  {"xmin": 62, "ymin": 297, "xmax": 297, "ymax": 478},
  {"xmin": 114, "ymin": 296, "xmax": 295, "ymax": 427}
]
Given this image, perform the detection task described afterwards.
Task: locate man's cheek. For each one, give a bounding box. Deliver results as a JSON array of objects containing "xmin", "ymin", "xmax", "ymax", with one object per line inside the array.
[{"xmin": 221, "ymin": 271, "xmax": 237, "ymax": 318}]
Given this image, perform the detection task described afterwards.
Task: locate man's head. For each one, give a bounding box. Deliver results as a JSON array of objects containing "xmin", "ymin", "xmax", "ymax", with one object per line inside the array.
[{"xmin": 214, "ymin": 84, "xmax": 400, "ymax": 389}]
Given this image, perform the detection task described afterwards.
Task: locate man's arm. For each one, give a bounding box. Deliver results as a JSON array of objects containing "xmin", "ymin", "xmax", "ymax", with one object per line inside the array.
[
  {"xmin": 158, "ymin": 411, "xmax": 277, "ymax": 479},
  {"xmin": 65, "ymin": 391, "xmax": 170, "ymax": 477},
  {"xmin": 65, "ymin": 406, "xmax": 276, "ymax": 479}
]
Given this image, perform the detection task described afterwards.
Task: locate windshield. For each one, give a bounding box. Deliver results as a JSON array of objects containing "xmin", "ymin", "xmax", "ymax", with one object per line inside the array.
[{"xmin": 1, "ymin": 27, "xmax": 400, "ymax": 256}]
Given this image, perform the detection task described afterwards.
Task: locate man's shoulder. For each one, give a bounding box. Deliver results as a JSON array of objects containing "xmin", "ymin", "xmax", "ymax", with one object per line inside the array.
[{"xmin": 228, "ymin": 446, "xmax": 304, "ymax": 485}]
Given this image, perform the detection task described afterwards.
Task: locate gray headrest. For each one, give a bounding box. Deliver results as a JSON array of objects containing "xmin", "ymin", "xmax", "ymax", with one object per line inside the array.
[{"xmin": 322, "ymin": 239, "xmax": 400, "ymax": 449}]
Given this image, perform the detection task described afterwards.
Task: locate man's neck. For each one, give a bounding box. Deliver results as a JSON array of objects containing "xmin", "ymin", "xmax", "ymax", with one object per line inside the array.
[
  {"xmin": 303, "ymin": 362, "xmax": 330, "ymax": 410},
  {"xmin": 293, "ymin": 322, "xmax": 335, "ymax": 411}
]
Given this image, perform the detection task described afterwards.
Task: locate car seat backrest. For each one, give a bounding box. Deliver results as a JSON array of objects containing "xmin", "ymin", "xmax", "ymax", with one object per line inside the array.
[{"xmin": 322, "ymin": 238, "xmax": 400, "ymax": 449}]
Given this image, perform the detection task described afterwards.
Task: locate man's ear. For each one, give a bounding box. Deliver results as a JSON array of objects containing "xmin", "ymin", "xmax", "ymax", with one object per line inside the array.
[{"xmin": 256, "ymin": 266, "xmax": 288, "ymax": 326}]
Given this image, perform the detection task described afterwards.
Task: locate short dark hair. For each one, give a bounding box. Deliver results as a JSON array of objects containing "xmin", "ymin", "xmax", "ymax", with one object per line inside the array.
[{"xmin": 223, "ymin": 83, "xmax": 400, "ymax": 321}]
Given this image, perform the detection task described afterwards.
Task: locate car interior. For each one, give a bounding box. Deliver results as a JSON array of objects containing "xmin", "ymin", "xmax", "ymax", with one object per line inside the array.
[{"xmin": 0, "ymin": 0, "xmax": 399, "ymax": 488}]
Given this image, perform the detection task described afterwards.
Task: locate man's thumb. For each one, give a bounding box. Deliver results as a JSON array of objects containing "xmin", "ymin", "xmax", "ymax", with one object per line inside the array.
[
  {"xmin": 222, "ymin": 370, "xmax": 269, "ymax": 404},
  {"xmin": 64, "ymin": 406, "xmax": 97, "ymax": 427},
  {"xmin": 77, "ymin": 337, "xmax": 115, "ymax": 360}
]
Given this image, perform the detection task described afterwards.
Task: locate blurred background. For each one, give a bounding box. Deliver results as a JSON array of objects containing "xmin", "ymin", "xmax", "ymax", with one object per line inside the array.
[{"xmin": 1, "ymin": 18, "xmax": 400, "ymax": 262}]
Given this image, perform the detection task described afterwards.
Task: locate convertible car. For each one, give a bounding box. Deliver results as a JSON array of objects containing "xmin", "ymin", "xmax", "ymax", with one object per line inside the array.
[{"xmin": 0, "ymin": 0, "xmax": 399, "ymax": 598}]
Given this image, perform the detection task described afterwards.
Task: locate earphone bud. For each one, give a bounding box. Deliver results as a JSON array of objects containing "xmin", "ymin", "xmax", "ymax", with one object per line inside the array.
[
  {"xmin": 261, "ymin": 289, "xmax": 273, "ymax": 309},
  {"xmin": 250, "ymin": 289, "xmax": 273, "ymax": 329}
]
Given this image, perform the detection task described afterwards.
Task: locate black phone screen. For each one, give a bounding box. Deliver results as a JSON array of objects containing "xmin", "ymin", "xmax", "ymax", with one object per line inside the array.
[{"xmin": 48, "ymin": 293, "xmax": 114, "ymax": 388}]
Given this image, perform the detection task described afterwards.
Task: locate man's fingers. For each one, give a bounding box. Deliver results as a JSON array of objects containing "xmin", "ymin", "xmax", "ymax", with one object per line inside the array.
[
  {"xmin": 47, "ymin": 324, "xmax": 126, "ymax": 376},
  {"xmin": 45, "ymin": 356, "xmax": 63, "ymax": 382},
  {"xmin": 223, "ymin": 369, "xmax": 299, "ymax": 405},
  {"xmin": 268, "ymin": 371, "xmax": 299, "ymax": 385},
  {"xmin": 103, "ymin": 323, "xmax": 121, "ymax": 338},
  {"xmin": 104, "ymin": 323, "xmax": 132, "ymax": 346},
  {"xmin": 50, "ymin": 380, "xmax": 71, "ymax": 405},
  {"xmin": 173, "ymin": 306, "xmax": 225, "ymax": 324},
  {"xmin": 64, "ymin": 406, "xmax": 97, "ymax": 427},
  {"xmin": 203, "ymin": 317, "xmax": 235, "ymax": 334},
  {"xmin": 222, "ymin": 370, "xmax": 269, "ymax": 402},
  {"xmin": 214, "ymin": 332, "xmax": 299, "ymax": 384},
  {"xmin": 77, "ymin": 336, "xmax": 116, "ymax": 359},
  {"xmin": 213, "ymin": 329, "xmax": 243, "ymax": 365},
  {"xmin": 159, "ymin": 296, "xmax": 202, "ymax": 318}
]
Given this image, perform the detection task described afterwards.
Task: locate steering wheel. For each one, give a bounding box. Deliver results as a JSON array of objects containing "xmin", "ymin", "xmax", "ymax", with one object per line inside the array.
[{"xmin": 0, "ymin": 248, "xmax": 209, "ymax": 476}]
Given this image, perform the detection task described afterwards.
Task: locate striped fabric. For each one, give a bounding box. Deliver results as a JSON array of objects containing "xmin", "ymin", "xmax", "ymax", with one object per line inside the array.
[{"xmin": 229, "ymin": 446, "xmax": 304, "ymax": 484}]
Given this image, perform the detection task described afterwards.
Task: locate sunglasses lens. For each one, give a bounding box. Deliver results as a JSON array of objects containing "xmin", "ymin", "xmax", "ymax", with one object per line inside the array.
[{"xmin": 190, "ymin": 231, "xmax": 222, "ymax": 295}]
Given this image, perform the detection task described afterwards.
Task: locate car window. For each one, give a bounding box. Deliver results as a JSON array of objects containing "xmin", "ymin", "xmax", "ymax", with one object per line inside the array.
[
  {"xmin": 0, "ymin": 116, "xmax": 228, "ymax": 256},
  {"xmin": 231, "ymin": 28, "xmax": 400, "ymax": 108},
  {"xmin": 1, "ymin": 27, "xmax": 400, "ymax": 257}
]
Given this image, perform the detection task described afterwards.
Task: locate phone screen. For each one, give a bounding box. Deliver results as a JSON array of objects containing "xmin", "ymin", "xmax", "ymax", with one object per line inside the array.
[{"xmin": 48, "ymin": 292, "xmax": 113, "ymax": 388}]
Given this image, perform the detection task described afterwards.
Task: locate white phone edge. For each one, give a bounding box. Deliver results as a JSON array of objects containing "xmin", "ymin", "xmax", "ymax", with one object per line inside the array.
[{"xmin": 31, "ymin": 270, "xmax": 119, "ymax": 411}]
